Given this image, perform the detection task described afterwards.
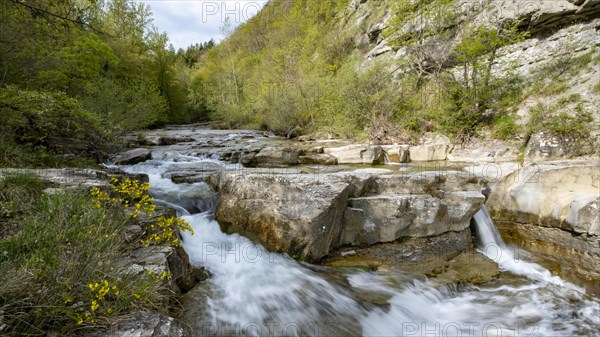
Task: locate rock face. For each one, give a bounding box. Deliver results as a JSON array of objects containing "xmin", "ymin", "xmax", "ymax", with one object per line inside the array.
[
  {"xmin": 113, "ymin": 148, "xmax": 152, "ymax": 165},
  {"xmin": 341, "ymin": 192, "xmax": 485, "ymax": 246},
  {"xmin": 487, "ymin": 163, "xmax": 600, "ymax": 294},
  {"xmin": 87, "ymin": 312, "xmax": 185, "ymax": 337},
  {"xmin": 525, "ymin": 131, "xmax": 578, "ymax": 161},
  {"xmin": 214, "ymin": 170, "xmax": 488, "ymax": 261}
]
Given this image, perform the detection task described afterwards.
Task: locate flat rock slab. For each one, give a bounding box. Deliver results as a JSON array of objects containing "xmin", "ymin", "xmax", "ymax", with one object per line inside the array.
[
  {"xmin": 86, "ymin": 312, "xmax": 184, "ymax": 337},
  {"xmin": 113, "ymin": 148, "xmax": 152, "ymax": 165}
]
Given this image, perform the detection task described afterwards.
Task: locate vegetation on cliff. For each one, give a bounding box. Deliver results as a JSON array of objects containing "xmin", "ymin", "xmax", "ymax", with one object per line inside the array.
[{"xmin": 191, "ymin": 0, "xmax": 598, "ymax": 148}]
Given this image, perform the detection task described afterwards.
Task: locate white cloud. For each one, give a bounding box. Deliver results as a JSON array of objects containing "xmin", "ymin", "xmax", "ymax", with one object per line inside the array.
[{"xmin": 138, "ymin": 1, "xmax": 267, "ymax": 49}]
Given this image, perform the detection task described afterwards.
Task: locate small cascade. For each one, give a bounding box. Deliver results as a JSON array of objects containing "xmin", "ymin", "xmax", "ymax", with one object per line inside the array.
[
  {"xmin": 472, "ymin": 206, "xmax": 506, "ymax": 248},
  {"xmin": 120, "ymin": 151, "xmax": 600, "ymax": 337},
  {"xmin": 472, "ymin": 206, "xmax": 577, "ymax": 286}
]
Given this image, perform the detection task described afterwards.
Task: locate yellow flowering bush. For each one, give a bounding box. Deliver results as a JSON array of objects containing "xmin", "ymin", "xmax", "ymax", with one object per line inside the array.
[
  {"xmin": 90, "ymin": 178, "xmax": 155, "ymax": 218},
  {"xmin": 141, "ymin": 216, "xmax": 194, "ymax": 247}
]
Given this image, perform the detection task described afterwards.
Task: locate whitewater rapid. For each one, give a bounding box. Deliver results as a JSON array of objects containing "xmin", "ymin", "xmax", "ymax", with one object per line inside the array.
[{"xmin": 123, "ymin": 153, "xmax": 599, "ymax": 337}]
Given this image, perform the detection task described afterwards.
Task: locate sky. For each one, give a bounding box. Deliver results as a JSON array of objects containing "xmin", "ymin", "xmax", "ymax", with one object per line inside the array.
[{"xmin": 139, "ymin": 1, "xmax": 267, "ymax": 50}]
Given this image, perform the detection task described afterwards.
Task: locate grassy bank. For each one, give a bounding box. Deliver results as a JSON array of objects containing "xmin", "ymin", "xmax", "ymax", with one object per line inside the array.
[{"xmin": 0, "ymin": 173, "xmax": 189, "ymax": 336}]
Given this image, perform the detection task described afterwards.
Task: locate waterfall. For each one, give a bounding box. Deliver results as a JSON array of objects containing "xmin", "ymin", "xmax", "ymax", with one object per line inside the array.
[
  {"xmin": 472, "ymin": 206, "xmax": 506, "ymax": 248},
  {"xmin": 121, "ymin": 152, "xmax": 600, "ymax": 337},
  {"xmin": 472, "ymin": 206, "xmax": 577, "ymax": 286}
]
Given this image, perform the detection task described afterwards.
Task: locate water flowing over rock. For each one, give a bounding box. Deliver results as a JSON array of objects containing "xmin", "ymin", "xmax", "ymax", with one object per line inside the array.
[
  {"xmin": 487, "ymin": 162, "xmax": 600, "ymax": 294},
  {"xmin": 381, "ymin": 145, "xmax": 410, "ymax": 163}
]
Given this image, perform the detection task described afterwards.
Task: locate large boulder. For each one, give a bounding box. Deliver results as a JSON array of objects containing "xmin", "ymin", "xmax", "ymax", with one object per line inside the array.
[
  {"xmin": 214, "ymin": 170, "xmax": 488, "ymax": 262},
  {"xmin": 242, "ymin": 147, "xmax": 300, "ymax": 167},
  {"xmin": 409, "ymin": 133, "xmax": 452, "ymax": 162},
  {"xmin": 113, "ymin": 148, "xmax": 152, "ymax": 165},
  {"xmin": 340, "ymin": 192, "xmax": 485, "ymax": 246},
  {"xmin": 323, "ymin": 145, "xmax": 384, "ymax": 164},
  {"xmin": 215, "ymin": 173, "xmax": 352, "ymax": 261}
]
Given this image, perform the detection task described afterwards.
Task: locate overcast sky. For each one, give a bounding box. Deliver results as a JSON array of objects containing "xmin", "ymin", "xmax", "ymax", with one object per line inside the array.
[{"xmin": 139, "ymin": 1, "xmax": 267, "ymax": 50}]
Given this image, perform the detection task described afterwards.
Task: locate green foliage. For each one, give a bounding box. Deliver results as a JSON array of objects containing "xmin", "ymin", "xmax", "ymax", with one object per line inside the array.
[
  {"xmin": 492, "ymin": 114, "xmax": 521, "ymax": 141},
  {"xmin": 526, "ymin": 103, "xmax": 593, "ymax": 140},
  {"xmin": 0, "ymin": 0, "xmax": 202, "ymax": 142},
  {"xmin": 0, "ymin": 173, "xmax": 45, "ymax": 219},
  {"xmin": 82, "ymin": 78, "xmax": 169, "ymax": 130},
  {"xmin": 192, "ymin": 0, "xmax": 534, "ymax": 142},
  {"xmin": 0, "ymin": 175, "xmax": 191, "ymax": 335},
  {"xmin": 0, "ymin": 86, "xmax": 114, "ymax": 167}
]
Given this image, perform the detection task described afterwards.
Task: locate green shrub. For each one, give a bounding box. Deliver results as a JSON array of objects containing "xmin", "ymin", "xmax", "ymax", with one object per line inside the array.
[
  {"xmin": 0, "ymin": 176, "xmax": 172, "ymax": 336},
  {"xmin": 492, "ymin": 114, "xmax": 521, "ymax": 140},
  {"xmin": 0, "ymin": 86, "xmax": 115, "ymax": 167},
  {"xmin": 526, "ymin": 103, "xmax": 593, "ymax": 141}
]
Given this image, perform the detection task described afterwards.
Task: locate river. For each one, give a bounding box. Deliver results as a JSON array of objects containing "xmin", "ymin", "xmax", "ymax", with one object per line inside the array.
[{"xmin": 120, "ymin": 141, "xmax": 599, "ymax": 337}]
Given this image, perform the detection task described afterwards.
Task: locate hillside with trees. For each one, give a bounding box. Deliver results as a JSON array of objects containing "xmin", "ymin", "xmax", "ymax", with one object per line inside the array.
[
  {"xmin": 192, "ymin": 0, "xmax": 599, "ymax": 153},
  {"xmin": 0, "ymin": 0, "xmax": 213, "ymax": 167}
]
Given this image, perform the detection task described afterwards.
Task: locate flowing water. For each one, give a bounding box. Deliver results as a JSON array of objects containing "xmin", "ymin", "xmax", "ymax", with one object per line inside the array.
[{"xmin": 122, "ymin": 152, "xmax": 600, "ymax": 337}]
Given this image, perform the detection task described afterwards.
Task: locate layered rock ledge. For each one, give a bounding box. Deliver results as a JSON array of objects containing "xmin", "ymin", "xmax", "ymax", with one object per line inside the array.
[
  {"xmin": 210, "ymin": 169, "xmax": 489, "ymax": 264},
  {"xmin": 487, "ymin": 162, "xmax": 600, "ymax": 295}
]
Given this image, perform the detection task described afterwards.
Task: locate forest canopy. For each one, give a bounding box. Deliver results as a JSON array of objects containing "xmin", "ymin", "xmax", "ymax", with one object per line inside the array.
[{"xmin": 0, "ymin": 0, "xmax": 213, "ymax": 166}]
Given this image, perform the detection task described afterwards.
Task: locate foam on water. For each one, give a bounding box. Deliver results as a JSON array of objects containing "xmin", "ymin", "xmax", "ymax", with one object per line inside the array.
[{"xmin": 122, "ymin": 152, "xmax": 600, "ymax": 337}]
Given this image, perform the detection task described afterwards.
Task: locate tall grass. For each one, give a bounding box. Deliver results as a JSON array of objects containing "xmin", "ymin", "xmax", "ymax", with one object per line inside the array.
[{"xmin": 0, "ymin": 174, "xmax": 168, "ymax": 336}]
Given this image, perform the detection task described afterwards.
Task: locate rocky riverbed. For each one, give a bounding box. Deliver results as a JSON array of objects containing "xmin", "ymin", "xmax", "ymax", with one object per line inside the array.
[
  {"xmin": 118, "ymin": 126, "xmax": 599, "ymax": 297},
  {"xmin": 8, "ymin": 126, "xmax": 596, "ymax": 336}
]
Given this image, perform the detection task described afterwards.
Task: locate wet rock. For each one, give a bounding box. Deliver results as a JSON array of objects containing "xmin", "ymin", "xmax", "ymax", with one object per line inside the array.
[
  {"xmin": 113, "ymin": 148, "xmax": 152, "ymax": 165},
  {"xmin": 487, "ymin": 163, "xmax": 600, "ymax": 295},
  {"xmin": 298, "ymin": 153, "xmax": 338, "ymax": 165},
  {"xmin": 323, "ymin": 144, "xmax": 384, "ymax": 164},
  {"xmin": 177, "ymin": 282, "xmax": 213, "ymax": 336},
  {"xmin": 432, "ymin": 252, "xmax": 500, "ymax": 285},
  {"xmin": 326, "ymin": 231, "xmax": 499, "ymax": 285},
  {"xmin": 168, "ymin": 246, "xmax": 209, "ymax": 293},
  {"xmin": 87, "ymin": 312, "xmax": 184, "ymax": 337},
  {"xmin": 215, "ymin": 173, "xmax": 352, "ymax": 261},
  {"xmin": 381, "ymin": 145, "xmax": 410, "ymax": 163}
]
